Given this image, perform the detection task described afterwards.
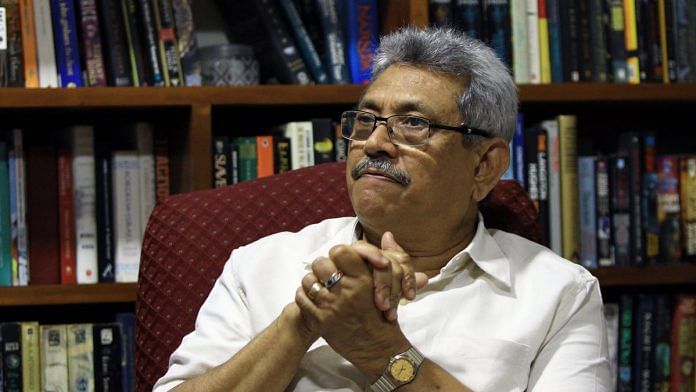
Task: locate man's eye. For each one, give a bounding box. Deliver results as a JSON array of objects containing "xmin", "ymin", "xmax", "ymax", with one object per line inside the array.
[
  {"xmin": 356, "ymin": 114, "xmax": 374, "ymax": 124},
  {"xmin": 404, "ymin": 117, "xmax": 427, "ymax": 127}
]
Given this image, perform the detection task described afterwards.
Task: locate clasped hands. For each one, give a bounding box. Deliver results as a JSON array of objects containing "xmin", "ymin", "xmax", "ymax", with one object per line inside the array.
[{"xmin": 294, "ymin": 231, "xmax": 428, "ymax": 378}]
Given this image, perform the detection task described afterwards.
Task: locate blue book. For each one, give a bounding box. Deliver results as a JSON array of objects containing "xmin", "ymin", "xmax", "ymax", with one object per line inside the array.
[
  {"xmin": 484, "ymin": 0, "xmax": 511, "ymax": 66},
  {"xmin": 277, "ymin": 0, "xmax": 329, "ymax": 84},
  {"xmin": 578, "ymin": 156, "xmax": 597, "ymax": 269},
  {"xmin": 116, "ymin": 313, "xmax": 136, "ymax": 392},
  {"xmin": 0, "ymin": 143, "xmax": 12, "ymax": 286},
  {"xmin": 546, "ymin": 0, "xmax": 563, "ymax": 82},
  {"xmin": 51, "ymin": 0, "xmax": 83, "ymax": 87},
  {"xmin": 513, "ymin": 113, "xmax": 525, "ymax": 188},
  {"xmin": 453, "ymin": 0, "xmax": 484, "ymax": 39},
  {"xmin": 344, "ymin": 0, "xmax": 378, "ymax": 84},
  {"xmin": 315, "ymin": 0, "xmax": 350, "ymax": 83}
]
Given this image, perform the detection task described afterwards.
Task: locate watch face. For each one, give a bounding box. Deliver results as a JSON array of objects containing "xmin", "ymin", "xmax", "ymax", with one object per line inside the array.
[{"xmin": 389, "ymin": 357, "xmax": 416, "ymax": 382}]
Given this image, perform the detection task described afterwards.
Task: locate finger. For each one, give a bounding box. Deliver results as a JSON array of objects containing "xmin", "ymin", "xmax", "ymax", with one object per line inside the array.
[
  {"xmin": 415, "ymin": 272, "xmax": 429, "ymax": 291},
  {"xmin": 295, "ymin": 287, "xmax": 322, "ymax": 327},
  {"xmin": 311, "ymin": 256, "xmax": 339, "ymax": 287},
  {"xmin": 372, "ymin": 267, "xmax": 391, "ymax": 311},
  {"xmin": 381, "ymin": 231, "xmax": 405, "ymax": 252},
  {"xmin": 352, "ymin": 240, "xmax": 390, "ymax": 269},
  {"xmin": 301, "ymin": 273, "xmax": 327, "ymax": 305},
  {"xmin": 385, "ymin": 307, "xmax": 398, "ymax": 322},
  {"xmin": 328, "ymin": 244, "xmax": 371, "ymax": 277}
]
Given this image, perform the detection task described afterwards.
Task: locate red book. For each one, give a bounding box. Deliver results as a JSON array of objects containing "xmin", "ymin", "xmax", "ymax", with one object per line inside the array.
[
  {"xmin": 57, "ymin": 150, "xmax": 77, "ymax": 284},
  {"xmin": 671, "ymin": 295, "xmax": 696, "ymax": 390},
  {"xmin": 256, "ymin": 135, "xmax": 274, "ymax": 178}
]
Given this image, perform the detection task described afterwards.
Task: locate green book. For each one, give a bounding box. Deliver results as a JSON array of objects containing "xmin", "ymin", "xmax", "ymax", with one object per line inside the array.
[
  {"xmin": 0, "ymin": 142, "xmax": 12, "ymax": 286},
  {"xmin": 234, "ymin": 137, "xmax": 257, "ymax": 182}
]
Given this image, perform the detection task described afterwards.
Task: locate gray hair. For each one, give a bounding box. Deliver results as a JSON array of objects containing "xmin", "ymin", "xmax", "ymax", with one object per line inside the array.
[{"xmin": 371, "ymin": 27, "xmax": 518, "ymax": 143}]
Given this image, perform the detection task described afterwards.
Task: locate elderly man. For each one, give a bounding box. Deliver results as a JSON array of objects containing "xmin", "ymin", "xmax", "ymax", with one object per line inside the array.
[{"xmin": 154, "ymin": 27, "xmax": 611, "ymax": 391}]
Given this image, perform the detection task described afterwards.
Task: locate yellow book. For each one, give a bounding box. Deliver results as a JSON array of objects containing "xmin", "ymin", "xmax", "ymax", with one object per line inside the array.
[
  {"xmin": 657, "ymin": 0, "xmax": 670, "ymax": 83},
  {"xmin": 558, "ymin": 115, "xmax": 579, "ymax": 263},
  {"xmin": 21, "ymin": 322, "xmax": 41, "ymax": 392},
  {"xmin": 538, "ymin": 0, "xmax": 551, "ymax": 84},
  {"xmin": 623, "ymin": 0, "xmax": 640, "ymax": 83}
]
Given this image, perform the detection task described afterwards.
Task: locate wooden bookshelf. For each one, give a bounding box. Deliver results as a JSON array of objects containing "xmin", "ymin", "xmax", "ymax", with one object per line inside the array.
[
  {"xmin": 592, "ymin": 264, "xmax": 696, "ymax": 287},
  {"xmin": 0, "ymin": 283, "xmax": 137, "ymax": 306}
]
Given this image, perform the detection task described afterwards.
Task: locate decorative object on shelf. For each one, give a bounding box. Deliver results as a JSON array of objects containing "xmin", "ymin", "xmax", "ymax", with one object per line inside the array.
[{"xmin": 199, "ymin": 44, "xmax": 259, "ymax": 86}]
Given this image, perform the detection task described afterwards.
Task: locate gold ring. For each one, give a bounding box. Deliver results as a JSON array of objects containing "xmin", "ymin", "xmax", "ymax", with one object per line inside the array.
[{"xmin": 307, "ymin": 282, "xmax": 323, "ymax": 301}]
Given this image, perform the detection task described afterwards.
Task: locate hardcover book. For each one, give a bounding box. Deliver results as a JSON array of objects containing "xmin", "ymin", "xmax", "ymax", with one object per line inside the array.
[
  {"xmin": 510, "ymin": 0, "xmax": 529, "ymax": 83},
  {"xmin": 608, "ymin": 0, "xmax": 628, "ymax": 82},
  {"xmin": 121, "ymin": 0, "xmax": 147, "ymax": 86},
  {"xmin": 32, "ymin": 0, "xmax": 58, "ymax": 87},
  {"xmin": 558, "ymin": 114, "xmax": 579, "ymax": 262},
  {"xmin": 154, "ymin": 135, "xmax": 171, "ymax": 200},
  {"xmin": 112, "ymin": 151, "xmax": 142, "ymax": 282},
  {"xmin": 99, "ymin": 0, "xmax": 133, "ymax": 86},
  {"xmin": 343, "ymin": 0, "xmax": 378, "ymax": 84},
  {"xmin": 578, "ymin": 156, "xmax": 597, "ymax": 269},
  {"xmin": 670, "ymin": 295, "xmax": 695, "ymax": 391},
  {"xmin": 95, "ymin": 139, "xmax": 115, "ymax": 282},
  {"xmin": 681, "ymin": 155, "xmax": 696, "ymax": 260},
  {"xmin": 0, "ymin": 143, "xmax": 13, "ymax": 286},
  {"xmin": 115, "ymin": 313, "xmax": 135, "ymax": 392},
  {"xmin": 277, "ymin": 0, "xmax": 328, "ymax": 84},
  {"xmin": 484, "ymin": 0, "xmax": 512, "ymax": 66},
  {"xmin": 154, "ymin": 0, "xmax": 183, "ymax": 86},
  {"xmin": 618, "ymin": 132, "xmax": 645, "ymax": 265},
  {"xmin": 67, "ymin": 324, "xmax": 94, "ymax": 392},
  {"xmin": 21, "ymin": 322, "xmax": 40, "ymax": 392},
  {"xmin": 283, "ymin": 121, "xmax": 314, "ymax": 170},
  {"xmin": 50, "ymin": 0, "xmax": 83, "ymax": 87},
  {"xmin": 656, "ymin": 155, "xmax": 682, "ymax": 262},
  {"xmin": 171, "ymin": 0, "xmax": 201, "ymax": 86},
  {"xmin": 273, "ymin": 136, "xmax": 292, "ymax": 174},
  {"xmin": 57, "ymin": 149, "xmax": 77, "ymax": 284},
  {"xmin": 11, "ymin": 129, "xmax": 27, "ymax": 286},
  {"xmin": 71, "ymin": 126, "xmax": 99, "ymax": 283},
  {"xmin": 0, "ymin": 0, "xmax": 24, "ymax": 87},
  {"xmin": 18, "ymin": 0, "xmax": 38, "ymax": 87},
  {"xmin": 611, "ymin": 154, "xmax": 632, "ymax": 266},
  {"xmin": 619, "ymin": 294, "xmax": 634, "ymax": 392},
  {"xmin": 40, "ymin": 324, "xmax": 69, "ymax": 392},
  {"xmin": 2, "ymin": 322, "xmax": 22, "ymax": 391},
  {"xmin": 595, "ymin": 155, "xmax": 613, "ymax": 266},
  {"xmin": 136, "ymin": 0, "xmax": 165, "ymax": 85},
  {"xmin": 642, "ymin": 133, "xmax": 659, "ymax": 263},
  {"xmin": 542, "ymin": 119, "xmax": 561, "ymax": 255},
  {"xmin": 314, "ymin": 0, "xmax": 349, "ymax": 83},
  {"xmin": 234, "ymin": 137, "xmax": 257, "ymax": 182},
  {"xmin": 93, "ymin": 323, "xmax": 123, "ymax": 391},
  {"xmin": 256, "ymin": 135, "xmax": 274, "ymax": 178},
  {"xmin": 212, "ymin": 136, "xmax": 230, "ymax": 188},
  {"xmin": 633, "ymin": 294, "xmax": 656, "ymax": 392},
  {"xmin": 78, "ymin": 0, "xmax": 107, "ymax": 86}
]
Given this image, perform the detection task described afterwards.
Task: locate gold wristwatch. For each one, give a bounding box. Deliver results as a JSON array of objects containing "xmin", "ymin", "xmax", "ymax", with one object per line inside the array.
[{"xmin": 370, "ymin": 347, "xmax": 424, "ymax": 392}]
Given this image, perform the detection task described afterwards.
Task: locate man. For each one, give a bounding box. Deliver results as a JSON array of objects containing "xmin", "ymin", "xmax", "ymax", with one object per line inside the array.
[{"xmin": 154, "ymin": 27, "xmax": 611, "ymax": 391}]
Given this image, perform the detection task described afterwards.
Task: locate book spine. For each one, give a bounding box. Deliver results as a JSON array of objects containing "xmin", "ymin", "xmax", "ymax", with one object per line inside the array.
[
  {"xmin": 229, "ymin": 142, "xmax": 239, "ymax": 184},
  {"xmin": 312, "ymin": 118, "xmax": 334, "ymax": 164},
  {"xmin": 660, "ymin": 0, "xmax": 677, "ymax": 82},
  {"xmin": 18, "ymin": 0, "xmax": 38, "ymax": 87},
  {"xmin": 558, "ymin": 115, "xmax": 579, "ymax": 262},
  {"xmin": 633, "ymin": 294, "xmax": 655, "ymax": 392},
  {"xmin": 608, "ymin": 0, "xmax": 628, "ymax": 82},
  {"xmin": 50, "ymin": 0, "xmax": 83, "ymax": 87},
  {"xmin": 595, "ymin": 155, "xmax": 613, "ymax": 266},
  {"xmin": 589, "ymin": 0, "xmax": 610, "ymax": 81},
  {"xmin": 78, "ymin": 0, "xmax": 107, "ymax": 86},
  {"xmin": 618, "ymin": 294, "xmax": 634, "ymax": 392},
  {"xmin": 641, "ymin": 0, "xmax": 662, "ymax": 81},
  {"xmin": 681, "ymin": 155, "xmax": 696, "ymax": 259},
  {"xmin": 256, "ymin": 135, "xmax": 274, "ymax": 178},
  {"xmin": 171, "ymin": 0, "xmax": 201, "ymax": 86},
  {"xmin": 510, "ymin": 0, "xmax": 529, "ymax": 83},
  {"xmin": 333, "ymin": 121, "xmax": 346, "ymax": 163},
  {"xmin": 688, "ymin": 0, "xmax": 696, "ymax": 82},
  {"xmin": 67, "ymin": 324, "xmax": 95, "ymax": 392},
  {"xmin": 2, "ymin": 0, "xmax": 24, "ymax": 87},
  {"xmin": 57, "ymin": 150, "xmax": 77, "ymax": 284},
  {"xmin": 72, "ymin": 126, "xmax": 98, "ymax": 284},
  {"xmin": 8, "ymin": 151, "xmax": 18, "ymax": 285},
  {"xmin": 234, "ymin": 137, "xmax": 257, "ymax": 182},
  {"xmin": 273, "ymin": 136, "xmax": 292, "ymax": 174},
  {"xmin": 0, "ymin": 143, "xmax": 13, "ymax": 286},
  {"xmin": 1, "ymin": 4, "xmax": 10, "ymax": 86},
  {"xmin": 656, "ymin": 155, "xmax": 682, "ymax": 262},
  {"xmin": 121, "ymin": 0, "xmax": 147, "ymax": 86},
  {"xmin": 577, "ymin": 0, "xmax": 594, "ymax": 81},
  {"xmin": 135, "ymin": 123, "xmax": 155, "ymax": 234},
  {"xmin": 40, "ymin": 325, "xmax": 69, "ymax": 392},
  {"xmin": 618, "ymin": 133, "xmax": 645, "ymax": 265},
  {"xmin": 32, "ymin": 0, "xmax": 58, "ymax": 87},
  {"xmin": 95, "ymin": 140, "xmax": 115, "ymax": 282},
  {"xmin": 611, "ymin": 154, "xmax": 632, "ymax": 266},
  {"xmin": 642, "ymin": 133, "xmax": 659, "ymax": 263},
  {"xmin": 136, "ymin": 0, "xmax": 165, "ymax": 85},
  {"xmin": 12, "ymin": 129, "xmax": 28, "ymax": 286},
  {"xmin": 212, "ymin": 136, "xmax": 230, "ymax": 188},
  {"xmin": 93, "ymin": 324, "xmax": 123, "ymax": 391},
  {"xmin": 578, "ymin": 156, "xmax": 597, "ymax": 269},
  {"xmin": 344, "ymin": 0, "xmax": 378, "ymax": 84},
  {"xmin": 2, "ymin": 322, "xmax": 22, "ymax": 391},
  {"xmin": 670, "ymin": 295, "xmax": 696, "ymax": 390},
  {"xmin": 546, "ymin": 0, "xmax": 563, "ymax": 82},
  {"xmin": 454, "ymin": 0, "xmax": 484, "ymax": 39},
  {"xmin": 154, "ymin": 135, "xmax": 170, "ymax": 200},
  {"xmin": 154, "ymin": 0, "xmax": 182, "ymax": 86},
  {"xmin": 560, "ymin": 0, "xmax": 581, "ymax": 81},
  {"xmin": 538, "ymin": 0, "xmax": 551, "ymax": 83},
  {"xmin": 524, "ymin": 126, "xmax": 540, "ymax": 213},
  {"xmin": 543, "ymin": 119, "xmax": 561, "ymax": 255},
  {"xmin": 624, "ymin": 0, "xmax": 641, "ymax": 83},
  {"xmin": 21, "ymin": 322, "xmax": 40, "ymax": 392},
  {"xmin": 315, "ymin": 0, "xmax": 349, "ymax": 83},
  {"xmin": 278, "ymin": 0, "xmax": 328, "ymax": 84},
  {"xmin": 115, "ymin": 313, "xmax": 135, "ymax": 392},
  {"xmin": 485, "ymin": 0, "xmax": 512, "ymax": 66},
  {"xmin": 112, "ymin": 152, "xmax": 142, "ymax": 283},
  {"xmin": 99, "ymin": 0, "xmax": 133, "ymax": 86},
  {"xmin": 604, "ymin": 303, "xmax": 621, "ymax": 390},
  {"xmin": 536, "ymin": 129, "xmax": 549, "ymax": 245},
  {"xmin": 513, "ymin": 114, "xmax": 525, "ymax": 187},
  {"xmin": 673, "ymin": 0, "xmax": 690, "ymax": 81},
  {"xmin": 652, "ymin": 294, "xmax": 672, "ymax": 392}
]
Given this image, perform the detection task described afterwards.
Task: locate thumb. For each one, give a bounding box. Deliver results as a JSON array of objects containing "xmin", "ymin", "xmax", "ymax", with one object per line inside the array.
[
  {"xmin": 414, "ymin": 272, "xmax": 428, "ymax": 290},
  {"xmin": 381, "ymin": 231, "xmax": 404, "ymax": 252}
]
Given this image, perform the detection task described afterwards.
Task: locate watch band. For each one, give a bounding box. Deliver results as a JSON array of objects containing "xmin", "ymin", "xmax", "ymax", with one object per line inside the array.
[{"xmin": 370, "ymin": 347, "xmax": 425, "ymax": 392}]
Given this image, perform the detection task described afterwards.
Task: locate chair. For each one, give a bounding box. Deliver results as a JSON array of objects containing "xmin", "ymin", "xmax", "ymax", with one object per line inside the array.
[{"xmin": 135, "ymin": 162, "xmax": 541, "ymax": 391}]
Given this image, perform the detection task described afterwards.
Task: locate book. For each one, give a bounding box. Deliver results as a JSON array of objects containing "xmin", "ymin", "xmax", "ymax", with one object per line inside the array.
[
  {"xmin": 21, "ymin": 322, "xmax": 40, "ymax": 392},
  {"xmin": 72, "ymin": 126, "xmax": 99, "ymax": 283},
  {"xmin": 277, "ymin": 0, "xmax": 328, "ymax": 84},
  {"xmin": 558, "ymin": 115, "xmax": 579, "ymax": 262},
  {"xmin": 618, "ymin": 132, "xmax": 644, "ymax": 265},
  {"xmin": 154, "ymin": 135, "xmax": 171, "ymax": 200},
  {"xmin": 608, "ymin": 0, "xmax": 629, "ymax": 82},
  {"xmin": 618, "ymin": 294, "xmax": 634, "ymax": 392},
  {"xmin": 50, "ymin": 0, "xmax": 83, "ymax": 87},
  {"xmin": 57, "ymin": 150, "xmax": 77, "ymax": 284},
  {"xmin": 273, "ymin": 136, "xmax": 292, "ymax": 174},
  {"xmin": 256, "ymin": 135, "xmax": 274, "ymax": 178},
  {"xmin": 8, "ymin": 150, "xmax": 19, "ymax": 285},
  {"xmin": 653, "ymin": 294, "xmax": 672, "ymax": 392},
  {"xmin": 154, "ymin": 0, "xmax": 183, "ymax": 86},
  {"xmin": 642, "ymin": 133, "xmax": 659, "ymax": 263},
  {"xmin": 0, "ymin": 143, "xmax": 12, "ymax": 286},
  {"xmin": 546, "ymin": 0, "xmax": 563, "ymax": 82},
  {"xmin": 604, "ymin": 303, "xmax": 620, "ymax": 391},
  {"xmin": 11, "ymin": 129, "xmax": 27, "ymax": 286},
  {"xmin": 95, "ymin": 139, "xmax": 115, "ymax": 282},
  {"xmin": 633, "ymin": 294, "xmax": 656, "ymax": 392},
  {"xmin": 136, "ymin": 0, "xmax": 165, "ymax": 85},
  {"xmin": 510, "ymin": 0, "xmax": 529, "ymax": 83},
  {"xmin": 67, "ymin": 324, "xmax": 95, "ymax": 392},
  {"xmin": 2, "ymin": 322, "xmax": 22, "ymax": 391},
  {"xmin": 18, "ymin": 0, "xmax": 38, "ymax": 87},
  {"xmin": 588, "ymin": 0, "xmax": 610, "ymax": 82},
  {"xmin": 656, "ymin": 155, "xmax": 681, "ymax": 262},
  {"xmin": 611, "ymin": 154, "xmax": 632, "ymax": 266},
  {"xmin": 670, "ymin": 295, "xmax": 695, "ymax": 391},
  {"xmin": 559, "ymin": 0, "xmax": 581, "ymax": 81},
  {"xmin": 78, "ymin": 0, "xmax": 107, "ymax": 86},
  {"xmin": 112, "ymin": 151, "xmax": 142, "ymax": 282},
  {"xmin": 538, "ymin": 0, "xmax": 551, "ymax": 83},
  {"xmin": 99, "ymin": 0, "xmax": 133, "ymax": 86},
  {"xmin": 26, "ymin": 145, "xmax": 60, "ymax": 284},
  {"xmin": 576, "ymin": 0, "xmax": 594, "ymax": 81},
  {"xmin": 596, "ymin": 155, "xmax": 613, "ymax": 266},
  {"xmin": 121, "ymin": 0, "xmax": 147, "ymax": 86},
  {"xmin": 578, "ymin": 156, "xmax": 597, "ymax": 269},
  {"xmin": 234, "ymin": 137, "xmax": 257, "ymax": 182},
  {"xmin": 171, "ymin": 0, "xmax": 201, "ymax": 86},
  {"xmin": 315, "ymin": 0, "xmax": 349, "ymax": 83},
  {"xmin": 93, "ymin": 323, "xmax": 123, "ymax": 391},
  {"xmin": 513, "ymin": 114, "xmax": 525, "ymax": 187},
  {"xmin": 311, "ymin": 117, "xmax": 334, "ymax": 165},
  {"xmin": 134, "ymin": 123, "xmax": 156, "ymax": 233},
  {"xmin": 115, "ymin": 313, "xmax": 135, "ymax": 392},
  {"xmin": 40, "ymin": 325, "xmax": 69, "ymax": 392},
  {"xmin": 454, "ymin": 0, "xmax": 484, "ymax": 40},
  {"xmin": 0, "ymin": 0, "xmax": 24, "ymax": 87},
  {"xmin": 624, "ymin": 0, "xmax": 641, "ymax": 83},
  {"xmin": 212, "ymin": 136, "xmax": 230, "ymax": 188},
  {"xmin": 32, "ymin": 0, "xmax": 58, "ymax": 87},
  {"xmin": 228, "ymin": 142, "xmax": 239, "ymax": 184},
  {"xmin": 343, "ymin": 0, "xmax": 378, "ymax": 84},
  {"xmin": 681, "ymin": 155, "xmax": 696, "ymax": 260},
  {"xmin": 673, "ymin": 0, "xmax": 691, "ymax": 81},
  {"xmin": 484, "ymin": 0, "xmax": 512, "ymax": 66},
  {"xmin": 542, "ymin": 119, "xmax": 561, "ymax": 255},
  {"xmin": 284, "ymin": 121, "xmax": 314, "ymax": 170}
]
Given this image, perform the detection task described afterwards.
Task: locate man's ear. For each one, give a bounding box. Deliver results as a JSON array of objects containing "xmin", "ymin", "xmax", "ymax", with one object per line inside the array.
[{"xmin": 471, "ymin": 138, "xmax": 510, "ymax": 202}]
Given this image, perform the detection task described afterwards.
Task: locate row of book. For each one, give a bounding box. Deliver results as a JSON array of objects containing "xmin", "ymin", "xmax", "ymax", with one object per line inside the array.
[
  {"xmin": 604, "ymin": 294, "xmax": 695, "ymax": 392},
  {"xmin": 429, "ymin": 0, "xmax": 696, "ymax": 84},
  {"xmin": 212, "ymin": 118, "xmax": 347, "ymax": 187},
  {"xmin": 504, "ymin": 115, "xmax": 696, "ymax": 267},
  {"xmin": 0, "ymin": 0, "xmax": 380, "ymax": 88},
  {"xmin": 0, "ymin": 123, "xmax": 171, "ymax": 286},
  {"xmin": 0, "ymin": 313, "xmax": 135, "ymax": 392}
]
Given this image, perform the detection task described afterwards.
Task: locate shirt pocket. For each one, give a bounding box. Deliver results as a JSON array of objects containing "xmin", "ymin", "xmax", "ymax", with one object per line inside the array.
[{"xmin": 430, "ymin": 336, "xmax": 533, "ymax": 392}]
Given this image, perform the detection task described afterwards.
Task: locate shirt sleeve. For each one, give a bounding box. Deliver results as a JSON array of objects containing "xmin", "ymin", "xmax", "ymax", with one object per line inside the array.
[
  {"xmin": 527, "ymin": 275, "xmax": 613, "ymax": 392},
  {"xmin": 152, "ymin": 254, "xmax": 253, "ymax": 392}
]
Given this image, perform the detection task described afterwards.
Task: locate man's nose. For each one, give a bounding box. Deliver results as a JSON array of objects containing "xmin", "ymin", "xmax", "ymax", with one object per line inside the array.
[{"xmin": 363, "ymin": 122, "xmax": 398, "ymax": 158}]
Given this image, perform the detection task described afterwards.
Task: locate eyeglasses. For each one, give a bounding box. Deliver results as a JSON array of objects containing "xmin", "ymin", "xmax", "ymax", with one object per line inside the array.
[{"xmin": 340, "ymin": 110, "xmax": 493, "ymax": 146}]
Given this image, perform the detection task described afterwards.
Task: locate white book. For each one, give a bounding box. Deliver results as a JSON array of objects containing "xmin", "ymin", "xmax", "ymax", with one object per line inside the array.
[
  {"xmin": 112, "ymin": 151, "xmax": 142, "ymax": 283},
  {"xmin": 510, "ymin": 0, "xmax": 529, "ymax": 84},
  {"xmin": 526, "ymin": 0, "xmax": 541, "ymax": 84},
  {"xmin": 40, "ymin": 325, "xmax": 69, "ymax": 392},
  {"xmin": 67, "ymin": 324, "xmax": 94, "ymax": 392},
  {"xmin": 12, "ymin": 129, "xmax": 28, "ymax": 286},
  {"xmin": 603, "ymin": 303, "xmax": 619, "ymax": 391},
  {"xmin": 283, "ymin": 121, "xmax": 314, "ymax": 170},
  {"xmin": 71, "ymin": 126, "xmax": 98, "ymax": 284},
  {"xmin": 134, "ymin": 123, "xmax": 156, "ymax": 238},
  {"xmin": 541, "ymin": 119, "xmax": 562, "ymax": 255},
  {"xmin": 33, "ymin": 0, "xmax": 58, "ymax": 88}
]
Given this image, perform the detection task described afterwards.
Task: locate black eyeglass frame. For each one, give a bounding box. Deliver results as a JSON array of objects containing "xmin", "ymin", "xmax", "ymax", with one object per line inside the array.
[{"xmin": 341, "ymin": 110, "xmax": 494, "ymax": 146}]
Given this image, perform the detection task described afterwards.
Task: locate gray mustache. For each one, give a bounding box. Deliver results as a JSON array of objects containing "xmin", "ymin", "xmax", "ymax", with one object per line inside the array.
[{"xmin": 351, "ymin": 159, "xmax": 411, "ymax": 186}]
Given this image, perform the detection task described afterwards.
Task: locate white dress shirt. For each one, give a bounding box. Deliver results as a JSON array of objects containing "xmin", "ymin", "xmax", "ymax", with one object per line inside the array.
[{"xmin": 154, "ymin": 215, "xmax": 612, "ymax": 392}]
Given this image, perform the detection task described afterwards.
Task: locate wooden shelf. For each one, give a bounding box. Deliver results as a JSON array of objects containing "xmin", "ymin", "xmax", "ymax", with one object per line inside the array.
[
  {"xmin": 0, "ymin": 283, "xmax": 137, "ymax": 306},
  {"xmin": 2, "ymin": 84, "xmax": 696, "ymax": 109},
  {"xmin": 592, "ymin": 264, "xmax": 696, "ymax": 287}
]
